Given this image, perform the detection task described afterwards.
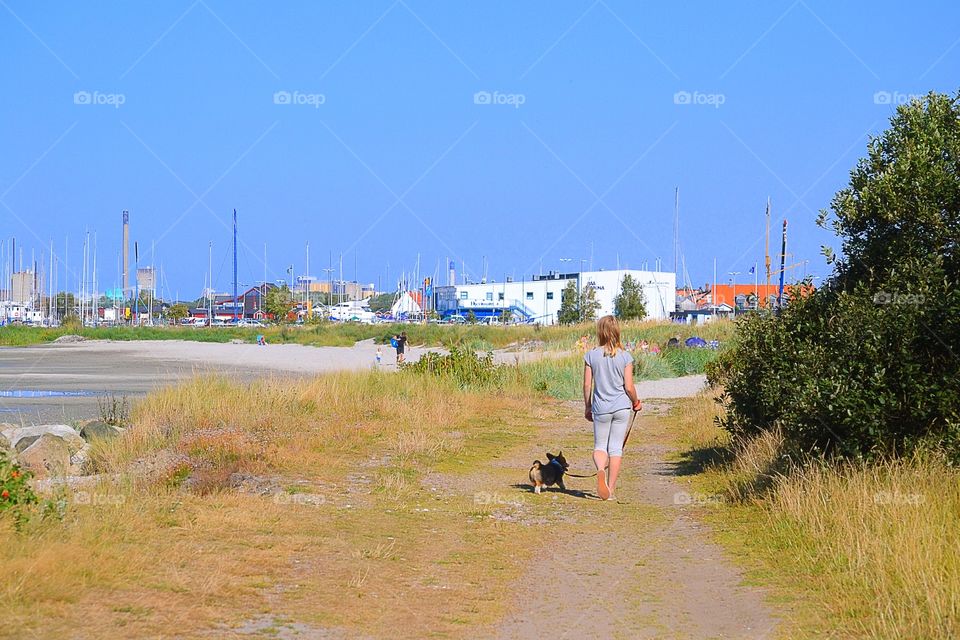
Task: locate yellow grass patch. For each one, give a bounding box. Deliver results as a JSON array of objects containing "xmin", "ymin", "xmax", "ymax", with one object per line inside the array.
[{"xmin": 667, "ymin": 391, "xmax": 960, "ymax": 639}]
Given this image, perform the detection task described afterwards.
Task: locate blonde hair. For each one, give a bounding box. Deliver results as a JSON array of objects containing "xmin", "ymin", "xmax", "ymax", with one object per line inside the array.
[{"xmin": 597, "ymin": 315, "xmax": 624, "ymax": 357}]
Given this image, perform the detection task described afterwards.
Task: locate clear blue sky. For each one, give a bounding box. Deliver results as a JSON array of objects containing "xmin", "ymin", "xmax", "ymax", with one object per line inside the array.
[{"xmin": 2, "ymin": 1, "xmax": 957, "ymax": 299}]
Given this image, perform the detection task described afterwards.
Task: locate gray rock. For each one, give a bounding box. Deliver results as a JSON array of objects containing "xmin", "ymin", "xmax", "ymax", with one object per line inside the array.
[
  {"xmin": 3, "ymin": 424, "xmax": 85, "ymax": 456},
  {"xmin": 52, "ymin": 334, "xmax": 86, "ymax": 344},
  {"xmin": 18, "ymin": 434, "xmax": 72, "ymax": 478},
  {"xmin": 80, "ymin": 421, "xmax": 123, "ymax": 441},
  {"xmin": 15, "ymin": 435, "xmax": 41, "ymax": 453}
]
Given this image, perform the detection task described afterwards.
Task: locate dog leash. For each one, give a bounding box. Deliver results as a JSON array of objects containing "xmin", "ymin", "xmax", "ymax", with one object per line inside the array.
[{"xmin": 565, "ymin": 408, "xmax": 640, "ymax": 478}]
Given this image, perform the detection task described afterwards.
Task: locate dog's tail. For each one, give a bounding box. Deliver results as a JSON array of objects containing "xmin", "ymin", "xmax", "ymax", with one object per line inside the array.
[{"xmin": 529, "ymin": 460, "xmax": 542, "ymax": 483}]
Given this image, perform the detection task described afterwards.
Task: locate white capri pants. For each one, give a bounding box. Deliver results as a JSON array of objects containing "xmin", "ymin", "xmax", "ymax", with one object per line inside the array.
[{"xmin": 593, "ymin": 408, "xmax": 632, "ymax": 456}]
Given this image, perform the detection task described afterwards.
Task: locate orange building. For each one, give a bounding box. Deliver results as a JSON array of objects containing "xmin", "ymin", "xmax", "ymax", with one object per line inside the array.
[{"xmin": 677, "ymin": 283, "xmax": 814, "ymax": 311}]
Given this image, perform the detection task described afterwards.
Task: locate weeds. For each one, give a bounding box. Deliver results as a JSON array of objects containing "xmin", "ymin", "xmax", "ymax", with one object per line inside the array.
[{"xmin": 97, "ymin": 394, "xmax": 130, "ymax": 426}]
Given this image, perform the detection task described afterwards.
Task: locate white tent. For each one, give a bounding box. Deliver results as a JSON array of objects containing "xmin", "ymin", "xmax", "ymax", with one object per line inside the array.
[{"xmin": 390, "ymin": 291, "xmax": 422, "ymax": 317}]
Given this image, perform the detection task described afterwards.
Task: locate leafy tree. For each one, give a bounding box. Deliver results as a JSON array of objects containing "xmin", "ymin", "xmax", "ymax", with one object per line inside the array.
[
  {"xmin": 579, "ymin": 284, "xmax": 601, "ymax": 322},
  {"xmin": 54, "ymin": 292, "xmax": 76, "ymax": 317},
  {"xmin": 499, "ymin": 308, "xmax": 512, "ymax": 324},
  {"xmin": 265, "ymin": 285, "xmax": 294, "ymax": 323},
  {"xmin": 614, "ymin": 274, "xmax": 648, "ymax": 321},
  {"xmin": 466, "ymin": 310, "xmax": 477, "ymax": 324},
  {"xmin": 167, "ymin": 303, "xmax": 189, "ymax": 323},
  {"xmin": 719, "ymin": 92, "xmax": 960, "ymax": 462},
  {"xmin": 558, "ymin": 280, "xmax": 580, "ymax": 325},
  {"xmin": 367, "ymin": 292, "xmax": 395, "ymax": 313}
]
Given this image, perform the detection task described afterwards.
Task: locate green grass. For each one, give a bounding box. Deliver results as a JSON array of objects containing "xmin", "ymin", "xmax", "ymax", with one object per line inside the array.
[
  {"xmin": 0, "ymin": 318, "xmax": 736, "ymax": 351},
  {"xmin": 519, "ymin": 346, "xmax": 724, "ymax": 400}
]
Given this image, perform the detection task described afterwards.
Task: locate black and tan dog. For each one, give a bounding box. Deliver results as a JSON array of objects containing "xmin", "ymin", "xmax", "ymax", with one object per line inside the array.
[{"xmin": 528, "ymin": 451, "xmax": 569, "ymax": 494}]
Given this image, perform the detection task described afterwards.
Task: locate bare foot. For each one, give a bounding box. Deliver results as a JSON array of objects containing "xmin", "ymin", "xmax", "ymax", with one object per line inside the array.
[{"xmin": 597, "ymin": 471, "xmax": 610, "ymax": 500}]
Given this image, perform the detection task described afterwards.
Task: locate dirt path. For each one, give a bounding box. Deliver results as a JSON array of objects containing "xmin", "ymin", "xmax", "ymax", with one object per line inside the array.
[{"xmin": 492, "ymin": 377, "xmax": 779, "ymax": 639}]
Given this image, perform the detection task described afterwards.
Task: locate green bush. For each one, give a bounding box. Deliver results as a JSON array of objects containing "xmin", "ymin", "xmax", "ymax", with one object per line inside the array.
[
  {"xmin": 1, "ymin": 449, "xmax": 38, "ymax": 530},
  {"xmin": 720, "ymin": 92, "xmax": 960, "ymax": 462},
  {"xmin": 401, "ymin": 345, "xmax": 507, "ymax": 389}
]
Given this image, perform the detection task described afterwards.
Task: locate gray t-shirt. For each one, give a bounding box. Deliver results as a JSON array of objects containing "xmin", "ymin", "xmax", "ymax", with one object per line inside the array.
[{"xmin": 585, "ymin": 347, "xmax": 634, "ymax": 415}]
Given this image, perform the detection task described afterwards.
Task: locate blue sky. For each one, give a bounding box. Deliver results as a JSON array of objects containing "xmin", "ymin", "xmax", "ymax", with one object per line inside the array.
[{"xmin": 1, "ymin": 1, "xmax": 957, "ymax": 299}]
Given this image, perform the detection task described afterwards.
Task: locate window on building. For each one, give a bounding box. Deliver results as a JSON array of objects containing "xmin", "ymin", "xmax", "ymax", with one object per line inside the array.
[
  {"xmin": 526, "ymin": 291, "xmax": 534, "ymax": 300},
  {"xmin": 498, "ymin": 292, "xmax": 504, "ymax": 301},
  {"xmin": 485, "ymin": 292, "xmax": 493, "ymax": 301},
  {"xmin": 546, "ymin": 292, "xmax": 554, "ymax": 300},
  {"xmin": 459, "ymin": 291, "xmax": 467, "ymax": 300}
]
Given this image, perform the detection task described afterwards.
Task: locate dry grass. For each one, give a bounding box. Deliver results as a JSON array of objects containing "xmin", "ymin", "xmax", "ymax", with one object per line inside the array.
[
  {"xmin": 667, "ymin": 391, "xmax": 960, "ymax": 639},
  {"xmin": 0, "ymin": 369, "xmax": 550, "ymax": 638}
]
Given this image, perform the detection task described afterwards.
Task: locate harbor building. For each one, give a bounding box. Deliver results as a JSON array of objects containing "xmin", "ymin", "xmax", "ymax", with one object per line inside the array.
[{"xmin": 435, "ymin": 269, "xmax": 676, "ymax": 324}]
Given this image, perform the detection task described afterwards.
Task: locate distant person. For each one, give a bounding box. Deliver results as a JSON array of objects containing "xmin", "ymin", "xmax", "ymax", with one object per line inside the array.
[
  {"xmin": 256, "ymin": 334, "xmax": 267, "ymax": 346},
  {"xmin": 583, "ymin": 315, "xmax": 642, "ymax": 501},
  {"xmin": 396, "ymin": 331, "xmax": 408, "ymax": 364},
  {"xmin": 639, "ymin": 339, "xmax": 649, "ymax": 353},
  {"xmin": 375, "ymin": 346, "xmax": 383, "ymax": 368}
]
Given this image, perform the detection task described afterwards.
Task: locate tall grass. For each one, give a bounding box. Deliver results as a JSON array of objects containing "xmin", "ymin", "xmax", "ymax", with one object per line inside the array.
[{"xmin": 669, "ymin": 392, "xmax": 960, "ymax": 639}]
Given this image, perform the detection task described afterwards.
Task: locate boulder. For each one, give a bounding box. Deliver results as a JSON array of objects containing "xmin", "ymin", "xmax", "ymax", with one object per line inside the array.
[
  {"xmin": 18, "ymin": 434, "xmax": 72, "ymax": 478},
  {"xmin": 80, "ymin": 421, "xmax": 123, "ymax": 441},
  {"xmin": 70, "ymin": 443, "xmax": 91, "ymax": 473},
  {"xmin": 2, "ymin": 424, "xmax": 85, "ymax": 456},
  {"xmin": 52, "ymin": 334, "xmax": 86, "ymax": 344}
]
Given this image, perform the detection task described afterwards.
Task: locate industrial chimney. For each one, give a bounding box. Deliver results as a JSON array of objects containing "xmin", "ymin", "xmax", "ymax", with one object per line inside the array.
[
  {"xmin": 448, "ymin": 259, "xmax": 455, "ymax": 287},
  {"xmin": 122, "ymin": 210, "xmax": 129, "ymax": 295}
]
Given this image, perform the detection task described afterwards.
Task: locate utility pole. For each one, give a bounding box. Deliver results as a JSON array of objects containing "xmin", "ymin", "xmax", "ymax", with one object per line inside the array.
[
  {"xmin": 233, "ymin": 209, "xmax": 238, "ymax": 321},
  {"xmin": 674, "ymin": 187, "xmax": 680, "ymax": 282},
  {"xmin": 764, "ymin": 197, "xmax": 772, "ymax": 297},
  {"xmin": 208, "ymin": 241, "xmax": 213, "ymax": 326},
  {"xmin": 778, "ymin": 219, "xmax": 788, "ymax": 308}
]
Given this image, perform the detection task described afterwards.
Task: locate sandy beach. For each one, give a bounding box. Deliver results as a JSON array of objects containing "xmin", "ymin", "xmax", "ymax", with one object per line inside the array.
[
  {"xmin": 0, "ymin": 339, "xmax": 704, "ymax": 423},
  {"xmin": 0, "ymin": 339, "xmax": 546, "ymax": 423}
]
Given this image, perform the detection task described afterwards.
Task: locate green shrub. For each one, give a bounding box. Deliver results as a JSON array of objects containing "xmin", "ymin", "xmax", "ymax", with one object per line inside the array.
[
  {"xmin": 720, "ymin": 92, "xmax": 960, "ymax": 463},
  {"xmin": 401, "ymin": 346, "xmax": 506, "ymax": 389},
  {"xmin": 1, "ymin": 449, "xmax": 38, "ymax": 530}
]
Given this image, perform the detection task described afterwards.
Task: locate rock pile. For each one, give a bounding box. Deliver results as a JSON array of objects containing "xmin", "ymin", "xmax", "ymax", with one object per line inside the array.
[{"xmin": 1, "ymin": 420, "xmax": 125, "ymax": 479}]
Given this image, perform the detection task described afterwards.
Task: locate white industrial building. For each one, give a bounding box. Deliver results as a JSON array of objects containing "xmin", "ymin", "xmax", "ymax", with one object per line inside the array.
[{"xmin": 436, "ymin": 269, "xmax": 676, "ymax": 324}]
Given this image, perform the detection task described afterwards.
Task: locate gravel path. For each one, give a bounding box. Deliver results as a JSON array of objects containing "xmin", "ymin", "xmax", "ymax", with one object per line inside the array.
[
  {"xmin": 492, "ymin": 388, "xmax": 778, "ymax": 639},
  {"xmin": 636, "ymin": 374, "xmax": 707, "ymax": 399}
]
